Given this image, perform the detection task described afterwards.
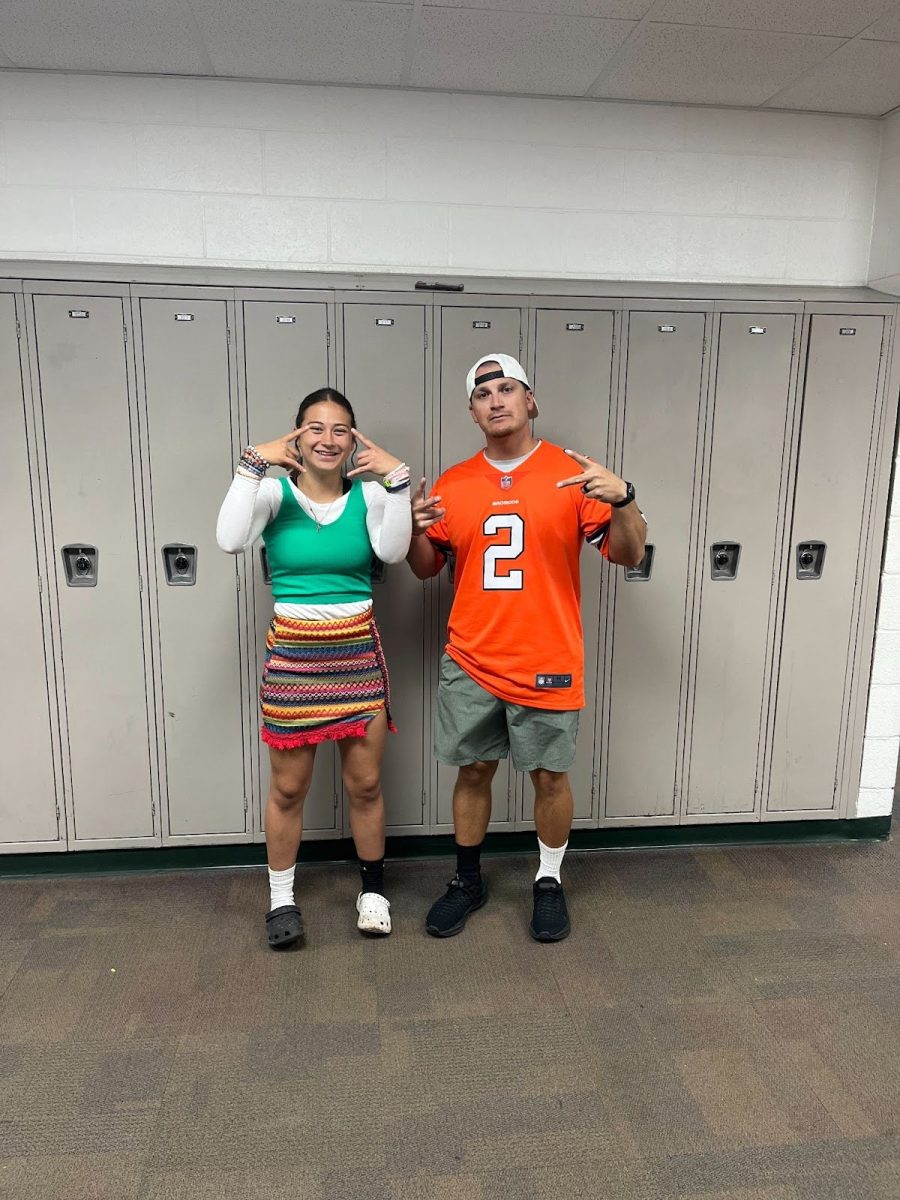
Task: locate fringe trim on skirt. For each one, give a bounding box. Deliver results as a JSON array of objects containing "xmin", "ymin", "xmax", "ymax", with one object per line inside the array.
[{"xmin": 260, "ymin": 607, "xmax": 396, "ymax": 751}]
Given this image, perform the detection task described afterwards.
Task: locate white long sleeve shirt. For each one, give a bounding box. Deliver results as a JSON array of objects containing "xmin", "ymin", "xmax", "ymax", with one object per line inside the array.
[{"xmin": 216, "ymin": 473, "xmax": 412, "ymax": 620}]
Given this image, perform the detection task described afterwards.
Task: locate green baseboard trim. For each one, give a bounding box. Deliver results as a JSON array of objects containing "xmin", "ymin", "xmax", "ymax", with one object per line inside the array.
[{"xmin": 0, "ymin": 814, "xmax": 890, "ymax": 877}]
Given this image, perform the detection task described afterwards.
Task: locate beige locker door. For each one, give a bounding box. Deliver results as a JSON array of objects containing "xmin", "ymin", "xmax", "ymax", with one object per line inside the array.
[
  {"xmin": 767, "ymin": 315, "xmax": 886, "ymax": 816},
  {"xmin": 342, "ymin": 302, "xmax": 427, "ymax": 831},
  {"xmin": 243, "ymin": 300, "xmax": 337, "ymax": 834},
  {"xmin": 139, "ymin": 297, "xmax": 246, "ymax": 839},
  {"xmin": 605, "ymin": 311, "xmax": 706, "ymax": 820},
  {"xmin": 0, "ymin": 295, "xmax": 60, "ymax": 846},
  {"xmin": 32, "ymin": 294, "xmax": 155, "ymax": 842},
  {"xmin": 436, "ymin": 304, "xmax": 524, "ymax": 827},
  {"xmin": 687, "ymin": 314, "xmax": 797, "ymax": 817},
  {"xmin": 522, "ymin": 308, "xmax": 615, "ymax": 825}
]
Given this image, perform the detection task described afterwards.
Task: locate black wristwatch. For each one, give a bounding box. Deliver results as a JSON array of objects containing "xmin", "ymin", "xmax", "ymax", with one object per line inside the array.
[{"xmin": 611, "ymin": 480, "xmax": 635, "ymax": 508}]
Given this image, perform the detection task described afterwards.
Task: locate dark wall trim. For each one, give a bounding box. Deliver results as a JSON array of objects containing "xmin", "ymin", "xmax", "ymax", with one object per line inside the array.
[{"xmin": 0, "ymin": 816, "xmax": 890, "ymax": 877}]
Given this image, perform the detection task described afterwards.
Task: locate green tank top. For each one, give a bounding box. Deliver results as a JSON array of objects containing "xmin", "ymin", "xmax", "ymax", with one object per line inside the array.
[{"xmin": 262, "ymin": 477, "xmax": 373, "ymax": 605}]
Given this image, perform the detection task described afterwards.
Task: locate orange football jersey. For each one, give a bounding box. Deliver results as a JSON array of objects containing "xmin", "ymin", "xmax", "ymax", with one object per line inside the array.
[{"xmin": 426, "ymin": 440, "xmax": 612, "ymax": 710}]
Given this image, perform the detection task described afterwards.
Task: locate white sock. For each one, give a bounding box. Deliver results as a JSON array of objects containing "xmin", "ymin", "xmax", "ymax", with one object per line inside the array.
[
  {"xmin": 268, "ymin": 865, "xmax": 295, "ymax": 910},
  {"xmin": 536, "ymin": 838, "xmax": 567, "ymax": 884}
]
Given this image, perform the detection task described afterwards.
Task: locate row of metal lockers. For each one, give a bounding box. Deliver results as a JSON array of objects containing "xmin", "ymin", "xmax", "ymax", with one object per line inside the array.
[{"xmin": 1, "ymin": 279, "xmax": 897, "ymax": 853}]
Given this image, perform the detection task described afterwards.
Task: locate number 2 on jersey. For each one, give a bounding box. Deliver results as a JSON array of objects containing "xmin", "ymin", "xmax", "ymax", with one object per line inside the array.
[{"xmin": 483, "ymin": 513, "xmax": 525, "ymax": 590}]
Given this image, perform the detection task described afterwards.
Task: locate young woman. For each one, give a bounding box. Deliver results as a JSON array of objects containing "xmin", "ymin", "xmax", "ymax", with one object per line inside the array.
[{"xmin": 217, "ymin": 388, "xmax": 411, "ymax": 948}]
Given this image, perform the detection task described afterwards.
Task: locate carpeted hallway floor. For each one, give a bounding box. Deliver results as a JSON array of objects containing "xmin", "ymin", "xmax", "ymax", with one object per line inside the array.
[{"xmin": 1, "ymin": 827, "xmax": 899, "ymax": 1200}]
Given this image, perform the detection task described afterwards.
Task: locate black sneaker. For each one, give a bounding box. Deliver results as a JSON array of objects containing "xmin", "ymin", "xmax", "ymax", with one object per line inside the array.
[
  {"xmin": 529, "ymin": 878, "xmax": 570, "ymax": 942},
  {"xmin": 425, "ymin": 874, "xmax": 487, "ymax": 938}
]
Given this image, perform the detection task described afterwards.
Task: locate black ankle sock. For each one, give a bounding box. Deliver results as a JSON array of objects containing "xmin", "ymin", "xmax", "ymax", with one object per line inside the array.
[
  {"xmin": 359, "ymin": 856, "xmax": 385, "ymax": 896},
  {"xmin": 455, "ymin": 840, "xmax": 483, "ymax": 880}
]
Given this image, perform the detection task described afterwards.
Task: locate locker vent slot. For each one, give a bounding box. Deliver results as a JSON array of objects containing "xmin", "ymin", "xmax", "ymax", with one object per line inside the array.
[
  {"xmin": 749, "ymin": 326, "xmax": 766, "ymax": 335},
  {"xmin": 276, "ymin": 315, "xmax": 296, "ymax": 324},
  {"xmin": 174, "ymin": 313, "xmax": 194, "ymax": 322},
  {"xmin": 68, "ymin": 310, "xmax": 89, "ymax": 319},
  {"xmin": 840, "ymin": 328, "xmax": 856, "ymax": 336},
  {"xmin": 566, "ymin": 323, "xmax": 585, "ymax": 331},
  {"xmin": 473, "ymin": 320, "xmax": 491, "ymax": 329},
  {"xmin": 657, "ymin": 325, "xmax": 676, "ymax": 333},
  {"xmin": 375, "ymin": 318, "xmax": 394, "ymax": 326},
  {"xmin": 62, "ymin": 545, "xmax": 98, "ymax": 587},
  {"xmin": 624, "ymin": 544, "xmax": 654, "ymax": 581}
]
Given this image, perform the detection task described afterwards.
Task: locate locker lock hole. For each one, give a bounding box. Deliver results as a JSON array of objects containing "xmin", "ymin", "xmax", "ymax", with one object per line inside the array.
[
  {"xmin": 796, "ymin": 541, "xmax": 826, "ymax": 580},
  {"xmin": 62, "ymin": 545, "xmax": 98, "ymax": 587},
  {"xmin": 162, "ymin": 545, "xmax": 197, "ymax": 586},
  {"xmin": 710, "ymin": 542, "xmax": 741, "ymax": 580},
  {"xmin": 624, "ymin": 544, "xmax": 654, "ymax": 581}
]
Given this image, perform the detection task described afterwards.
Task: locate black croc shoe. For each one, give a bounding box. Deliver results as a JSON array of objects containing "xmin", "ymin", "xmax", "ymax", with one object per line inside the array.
[
  {"xmin": 529, "ymin": 878, "xmax": 570, "ymax": 942},
  {"xmin": 266, "ymin": 904, "xmax": 304, "ymax": 949},
  {"xmin": 425, "ymin": 874, "xmax": 487, "ymax": 938}
]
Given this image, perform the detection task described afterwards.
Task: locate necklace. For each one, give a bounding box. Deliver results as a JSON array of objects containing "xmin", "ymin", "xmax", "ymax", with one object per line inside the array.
[{"xmin": 295, "ymin": 483, "xmax": 342, "ymax": 533}]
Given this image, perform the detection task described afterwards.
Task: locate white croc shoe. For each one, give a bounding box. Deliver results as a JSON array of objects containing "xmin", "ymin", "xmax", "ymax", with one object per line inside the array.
[{"xmin": 356, "ymin": 891, "xmax": 392, "ymax": 936}]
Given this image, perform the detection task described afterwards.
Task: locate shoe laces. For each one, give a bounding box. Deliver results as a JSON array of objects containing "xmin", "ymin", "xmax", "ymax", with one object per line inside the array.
[{"xmin": 534, "ymin": 880, "xmax": 565, "ymax": 916}]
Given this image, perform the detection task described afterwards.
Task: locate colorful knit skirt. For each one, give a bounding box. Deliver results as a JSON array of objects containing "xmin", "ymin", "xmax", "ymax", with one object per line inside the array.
[{"xmin": 260, "ymin": 607, "xmax": 396, "ymax": 750}]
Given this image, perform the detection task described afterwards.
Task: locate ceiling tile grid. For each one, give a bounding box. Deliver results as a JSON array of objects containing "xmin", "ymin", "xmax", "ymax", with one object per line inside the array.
[{"xmin": 1, "ymin": 0, "xmax": 899, "ymax": 120}]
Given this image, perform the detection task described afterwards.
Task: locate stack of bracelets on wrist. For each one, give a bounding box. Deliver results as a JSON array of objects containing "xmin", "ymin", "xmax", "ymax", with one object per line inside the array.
[
  {"xmin": 237, "ymin": 446, "xmax": 270, "ymax": 479},
  {"xmin": 383, "ymin": 463, "xmax": 411, "ymax": 493}
]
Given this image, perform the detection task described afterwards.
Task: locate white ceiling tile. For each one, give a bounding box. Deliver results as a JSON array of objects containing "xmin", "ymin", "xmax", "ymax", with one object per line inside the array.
[
  {"xmin": 421, "ymin": 0, "xmax": 654, "ymax": 15},
  {"xmin": 652, "ymin": 0, "xmax": 898, "ymax": 38},
  {"xmin": 189, "ymin": 0, "xmax": 411, "ymax": 85},
  {"xmin": 765, "ymin": 38, "xmax": 900, "ymax": 115},
  {"xmin": 864, "ymin": 6, "xmax": 900, "ymax": 40},
  {"xmin": 0, "ymin": 0, "xmax": 209, "ymax": 74},
  {"xmin": 597, "ymin": 23, "xmax": 842, "ymax": 106},
  {"xmin": 412, "ymin": 9, "xmax": 636, "ymax": 95}
]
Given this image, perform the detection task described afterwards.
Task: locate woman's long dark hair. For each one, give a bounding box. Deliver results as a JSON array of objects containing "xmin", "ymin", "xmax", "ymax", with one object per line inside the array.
[{"xmin": 291, "ymin": 388, "xmax": 357, "ymax": 483}]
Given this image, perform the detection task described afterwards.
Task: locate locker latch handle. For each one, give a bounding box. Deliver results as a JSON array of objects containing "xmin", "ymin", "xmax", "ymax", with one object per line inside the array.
[
  {"xmin": 796, "ymin": 541, "xmax": 826, "ymax": 580},
  {"xmin": 710, "ymin": 542, "xmax": 741, "ymax": 580},
  {"xmin": 62, "ymin": 545, "xmax": 98, "ymax": 587},
  {"xmin": 624, "ymin": 544, "xmax": 654, "ymax": 581},
  {"xmin": 259, "ymin": 546, "xmax": 272, "ymax": 586},
  {"xmin": 162, "ymin": 544, "xmax": 197, "ymax": 586},
  {"xmin": 371, "ymin": 555, "xmax": 386, "ymax": 585}
]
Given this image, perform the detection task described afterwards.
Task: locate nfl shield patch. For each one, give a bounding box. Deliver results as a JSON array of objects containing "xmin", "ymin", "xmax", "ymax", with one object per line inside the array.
[{"xmin": 500, "ymin": 475, "xmax": 513, "ymax": 489}]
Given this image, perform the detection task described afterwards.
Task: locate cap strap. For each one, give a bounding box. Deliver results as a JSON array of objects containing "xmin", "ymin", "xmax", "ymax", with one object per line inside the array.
[{"xmin": 473, "ymin": 369, "xmax": 506, "ymax": 387}]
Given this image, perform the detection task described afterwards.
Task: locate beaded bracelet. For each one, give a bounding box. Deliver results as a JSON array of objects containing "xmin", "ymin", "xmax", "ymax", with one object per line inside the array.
[
  {"xmin": 238, "ymin": 446, "xmax": 270, "ymax": 479},
  {"xmin": 383, "ymin": 462, "xmax": 410, "ymax": 492}
]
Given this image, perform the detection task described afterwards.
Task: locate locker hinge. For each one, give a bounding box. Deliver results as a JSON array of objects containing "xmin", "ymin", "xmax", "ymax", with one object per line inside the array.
[
  {"xmin": 226, "ymin": 326, "xmax": 232, "ymax": 343},
  {"xmin": 519, "ymin": 332, "xmax": 524, "ymax": 356},
  {"xmin": 326, "ymin": 329, "xmax": 331, "ymax": 348},
  {"xmin": 421, "ymin": 789, "xmax": 426, "ymax": 813},
  {"xmin": 123, "ymin": 324, "xmax": 128, "ymax": 343},
  {"xmin": 15, "ymin": 320, "xmax": 22, "ymax": 340},
  {"xmin": 236, "ymin": 573, "xmax": 240, "ymax": 592},
  {"xmin": 424, "ymin": 329, "xmax": 429, "ymax": 349},
  {"xmin": 243, "ymin": 795, "xmax": 248, "ymax": 814},
  {"xmin": 37, "ymin": 574, "xmax": 43, "ymax": 593},
  {"xmin": 138, "ymin": 574, "xmax": 143, "ymax": 592},
  {"xmin": 55, "ymin": 805, "xmax": 61, "ymax": 823}
]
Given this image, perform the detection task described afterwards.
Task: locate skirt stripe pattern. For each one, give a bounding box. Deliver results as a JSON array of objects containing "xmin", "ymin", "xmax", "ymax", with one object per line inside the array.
[{"xmin": 260, "ymin": 607, "xmax": 395, "ymax": 750}]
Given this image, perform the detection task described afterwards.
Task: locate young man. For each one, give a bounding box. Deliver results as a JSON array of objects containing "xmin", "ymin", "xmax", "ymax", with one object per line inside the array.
[{"xmin": 407, "ymin": 354, "xmax": 646, "ymax": 942}]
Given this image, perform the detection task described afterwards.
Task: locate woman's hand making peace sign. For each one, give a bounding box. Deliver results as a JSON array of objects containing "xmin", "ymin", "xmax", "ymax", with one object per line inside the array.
[
  {"xmin": 253, "ymin": 427, "xmax": 309, "ymax": 474},
  {"xmin": 346, "ymin": 429, "xmax": 403, "ymax": 479}
]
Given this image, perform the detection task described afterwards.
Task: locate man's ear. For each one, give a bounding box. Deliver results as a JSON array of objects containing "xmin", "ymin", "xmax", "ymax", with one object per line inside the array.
[{"xmin": 526, "ymin": 390, "xmax": 537, "ymax": 416}]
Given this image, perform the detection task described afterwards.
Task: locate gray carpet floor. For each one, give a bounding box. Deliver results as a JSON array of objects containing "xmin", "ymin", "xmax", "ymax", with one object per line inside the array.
[{"xmin": 1, "ymin": 828, "xmax": 899, "ymax": 1200}]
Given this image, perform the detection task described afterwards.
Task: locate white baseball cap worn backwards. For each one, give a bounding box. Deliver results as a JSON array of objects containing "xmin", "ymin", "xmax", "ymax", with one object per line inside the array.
[{"xmin": 466, "ymin": 353, "xmax": 539, "ymax": 416}]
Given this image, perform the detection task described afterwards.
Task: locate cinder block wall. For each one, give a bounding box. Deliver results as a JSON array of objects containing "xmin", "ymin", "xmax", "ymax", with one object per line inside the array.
[{"xmin": 0, "ymin": 70, "xmax": 882, "ymax": 283}]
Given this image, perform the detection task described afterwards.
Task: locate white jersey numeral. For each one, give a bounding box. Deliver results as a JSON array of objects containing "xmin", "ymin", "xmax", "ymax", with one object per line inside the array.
[{"xmin": 483, "ymin": 513, "xmax": 525, "ymax": 590}]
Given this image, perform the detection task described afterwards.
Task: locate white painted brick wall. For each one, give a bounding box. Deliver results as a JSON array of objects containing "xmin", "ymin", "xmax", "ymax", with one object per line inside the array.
[
  {"xmin": 0, "ymin": 70, "xmax": 884, "ymax": 283},
  {"xmin": 869, "ymin": 109, "xmax": 900, "ymax": 295},
  {"xmin": 861, "ymin": 484, "xmax": 900, "ymax": 815}
]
